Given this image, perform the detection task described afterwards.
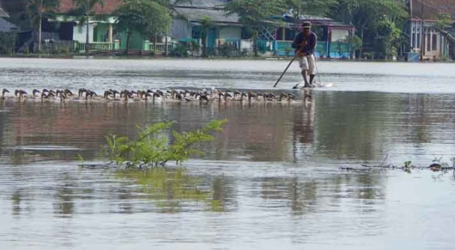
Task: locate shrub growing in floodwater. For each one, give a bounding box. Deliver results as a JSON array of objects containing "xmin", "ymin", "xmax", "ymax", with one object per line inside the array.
[{"xmin": 102, "ymin": 119, "xmax": 228, "ymax": 168}]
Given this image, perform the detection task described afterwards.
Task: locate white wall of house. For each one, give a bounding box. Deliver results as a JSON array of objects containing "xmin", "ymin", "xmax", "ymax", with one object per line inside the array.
[
  {"xmin": 423, "ymin": 27, "xmax": 443, "ymax": 58},
  {"xmin": 331, "ymin": 29, "xmax": 349, "ymax": 42},
  {"xmin": 410, "ymin": 21, "xmax": 423, "ymax": 52},
  {"xmin": 218, "ymin": 26, "xmax": 242, "ymax": 40},
  {"xmin": 73, "ymin": 23, "xmax": 95, "ymax": 43},
  {"xmin": 410, "ymin": 21, "xmax": 447, "ymax": 60}
]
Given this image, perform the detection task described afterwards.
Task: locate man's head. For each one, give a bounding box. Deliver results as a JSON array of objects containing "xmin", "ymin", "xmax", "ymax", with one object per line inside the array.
[{"xmin": 301, "ymin": 21, "xmax": 311, "ymax": 36}]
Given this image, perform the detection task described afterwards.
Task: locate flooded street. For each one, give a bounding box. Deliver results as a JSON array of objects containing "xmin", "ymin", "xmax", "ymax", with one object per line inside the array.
[{"xmin": 0, "ymin": 58, "xmax": 455, "ymax": 249}]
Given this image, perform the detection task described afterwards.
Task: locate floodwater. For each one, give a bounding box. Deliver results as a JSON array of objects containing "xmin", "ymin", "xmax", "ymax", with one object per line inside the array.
[{"xmin": 0, "ymin": 58, "xmax": 455, "ymax": 250}]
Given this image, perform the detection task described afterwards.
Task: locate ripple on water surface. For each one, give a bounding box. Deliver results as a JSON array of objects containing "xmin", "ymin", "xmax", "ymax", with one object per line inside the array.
[{"xmin": 0, "ymin": 59, "xmax": 455, "ymax": 250}]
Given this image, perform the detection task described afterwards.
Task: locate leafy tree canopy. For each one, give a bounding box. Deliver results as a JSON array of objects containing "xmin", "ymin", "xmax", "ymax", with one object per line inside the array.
[{"xmin": 114, "ymin": 0, "xmax": 172, "ymax": 39}]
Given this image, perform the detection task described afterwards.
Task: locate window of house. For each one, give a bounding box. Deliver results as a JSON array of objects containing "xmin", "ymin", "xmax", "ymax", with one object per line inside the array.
[
  {"xmin": 416, "ymin": 33, "xmax": 420, "ymax": 48},
  {"xmin": 432, "ymin": 34, "xmax": 437, "ymax": 51},
  {"xmin": 241, "ymin": 28, "xmax": 252, "ymax": 39},
  {"xmin": 192, "ymin": 27, "xmax": 201, "ymax": 39},
  {"xmin": 427, "ymin": 34, "xmax": 431, "ymax": 52}
]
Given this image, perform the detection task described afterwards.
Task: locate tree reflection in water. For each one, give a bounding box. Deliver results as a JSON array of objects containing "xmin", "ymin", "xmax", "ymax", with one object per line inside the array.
[
  {"xmin": 261, "ymin": 172, "xmax": 386, "ymax": 216},
  {"xmin": 54, "ymin": 173, "xmax": 76, "ymax": 216},
  {"xmin": 116, "ymin": 168, "xmax": 235, "ymax": 213}
]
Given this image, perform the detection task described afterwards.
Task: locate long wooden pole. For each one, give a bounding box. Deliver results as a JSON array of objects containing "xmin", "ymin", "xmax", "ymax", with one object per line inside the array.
[{"xmin": 273, "ymin": 53, "xmax": 297, "ymax": 88}]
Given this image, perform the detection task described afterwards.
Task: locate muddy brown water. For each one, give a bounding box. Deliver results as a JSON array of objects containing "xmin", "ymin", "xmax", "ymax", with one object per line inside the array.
[{"xmin": 0, "ymin": 58, "xmax": 455, "ymax": 249}]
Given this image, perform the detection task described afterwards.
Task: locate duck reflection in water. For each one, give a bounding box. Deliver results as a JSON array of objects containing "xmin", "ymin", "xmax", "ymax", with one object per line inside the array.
[{"xmin": 293, "ymin": 88, "xmax": 314, "ymax": 160}]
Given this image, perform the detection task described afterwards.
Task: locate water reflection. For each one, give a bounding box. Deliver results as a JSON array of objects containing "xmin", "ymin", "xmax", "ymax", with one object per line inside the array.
[
  {"xmin": 0, "ymin": 90, "xmax": 454, "ymax": 165},
  {"xmin": 11, "ymin": 190, "xmax": 22, "ymax": 216},
  {"xmin": 1, "ymin": 60, "xmax": 455, "ymax": 249},
  {"xmin": 259, "ymin": 171, "xmax": 386, "ymax": 216},
  {"xmin": 54, "ymin": 173, "xmax": 76, "ymax": 216},
  {"xmin": 116, "ymin": 168, "xmax": 236, "ymax": 213}
]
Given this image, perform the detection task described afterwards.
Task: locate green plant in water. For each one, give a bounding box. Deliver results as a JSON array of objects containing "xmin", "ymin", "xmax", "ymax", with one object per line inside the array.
[
  {"xmin": 404, "ymin": 160, "xmax": 412, "ymax": 173},
  {"xmin": 103, "ymin": 119, "xmax": 228, "ymax": 168}
]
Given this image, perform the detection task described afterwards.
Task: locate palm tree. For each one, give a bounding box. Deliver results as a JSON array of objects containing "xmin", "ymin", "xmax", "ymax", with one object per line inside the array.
[
  {"xmin": 225, "ymin": 0, "xmax": 287, "ymax": 57},
  {"xmin": 27, "ymin": 0, "xmax": 61, "ymax": 55},
  {"xmin": 114, "ymin": 0, "xmax": 171, "ymax": 56},
  {"xmin": 72, "ymin": 0, "xmax": 105, "ymax": 57},
  {"xmin": 199, "ymin": 16, "xmax": 213, "ymax": 58}
]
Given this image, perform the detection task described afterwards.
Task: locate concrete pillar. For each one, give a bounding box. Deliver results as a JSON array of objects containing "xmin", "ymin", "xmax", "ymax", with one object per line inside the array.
[
  {"xmin": 108, "ymin": 24, "xmax": 113, "ymax": 43},
  {"xmin": 113, "ymin": 39, "xmax": 120, "ymax": 50},
  {"xmin": 143, "ymin": 40, "xmax": 150, "ymax": 51}
]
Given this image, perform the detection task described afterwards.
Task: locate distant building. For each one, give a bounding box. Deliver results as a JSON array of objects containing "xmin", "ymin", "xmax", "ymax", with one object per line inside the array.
[
  {"xmin": 0, "ymin": 6, "xmax": 19, "ymax": 32},
  {"xmin": 51, "ymin": 0, "xmax": 124, "ymax": 52},
  {"xmin": 275, "ymin": 14, "xmax": 355, "ymax": 58},
  {"xmin": 408, "ymin": 0, "xmax": 454, "ymax": 61},
  {"xmin": 48, "ymin": 0, "xmax": 244, "ymax": 55},
  {"xmin": 171, "ymin": 0, "xmax": 244, "ymax": 56}
]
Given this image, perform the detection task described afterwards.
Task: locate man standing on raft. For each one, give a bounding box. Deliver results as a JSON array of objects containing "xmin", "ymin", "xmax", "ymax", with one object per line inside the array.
[{"xmin": 292, "ymin": 21, "xmax": 317, "ymax": 89}]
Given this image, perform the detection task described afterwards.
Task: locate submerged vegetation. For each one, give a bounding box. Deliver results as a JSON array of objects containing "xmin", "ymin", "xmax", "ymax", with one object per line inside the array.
[
  {"xmin": 78, "ymin": 119, "xmax": 230, "ymax": 212},
  {"xmin": 93, "ymin": 119, "xmax": 228, "ymax": 168},
  {"xmin": 340, "ymin": 157, "xmax": 455, "ymax": 176}
]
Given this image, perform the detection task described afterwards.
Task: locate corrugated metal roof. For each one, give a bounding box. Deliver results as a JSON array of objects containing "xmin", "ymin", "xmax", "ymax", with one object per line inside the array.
[
  {"xmin": 282, "ymin": 14, "xmax": 353, "ymax": 28},
  {"xmin": 0, "ymin": 18, "xmax": 19, "ymax": 32},
  {"xmin": 0, "ymin": 6, "xmax": 9, "ymax": 18},
  {"xmin": 174, "ymin": 7, "xmax": 239, "ymax": 24},
  {"xmin": 59, "ymin": 0, "xmax": 123, "ymax": 14},
  {"xmin": 172, "ymin": 0, "xmax": 228, "ymax": 8}
]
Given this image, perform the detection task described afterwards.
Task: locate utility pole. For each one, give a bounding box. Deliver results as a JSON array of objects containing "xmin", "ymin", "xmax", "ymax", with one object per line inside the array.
[
  {"xmin": 38, "ymin": 0, "xmax": 44, "ymax": 57},
  {"xmin": 85, "ymin": 0, "xmax": 90, "ymax": 58}
]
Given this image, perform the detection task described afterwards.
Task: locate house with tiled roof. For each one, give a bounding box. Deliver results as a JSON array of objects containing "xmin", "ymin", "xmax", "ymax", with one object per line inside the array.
[
  {"xmin": 58, "ymin": 0, "xmax": 122, "ymax": 15},
  {"xmin": 273, "ymin": 14, "xmax": 355, "ymax": 58},
  {"xmin": 408, "ymin": 0, "xmax": 454, "ymax": 60},
  {"xmin": 47, "ymin": 0, "xmax": 245, "ymax": 55},
  {"xmin": 47, "ymin": 0, "xmax": 125, "ymax": 52}
]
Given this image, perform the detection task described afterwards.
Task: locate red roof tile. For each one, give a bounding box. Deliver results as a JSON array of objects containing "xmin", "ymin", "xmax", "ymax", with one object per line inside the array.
[{"xmin": 59, "ymin": 0, "xmax": 123, "ymax": 15}]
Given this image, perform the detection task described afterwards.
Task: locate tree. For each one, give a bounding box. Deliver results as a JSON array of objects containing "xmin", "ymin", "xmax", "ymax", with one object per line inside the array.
[
  {"xmin": 199, "ymin": 16, "xmax": 213, "ymax": 58},
  {"xmin": 225, "ymin": 0, "xmax": 287, "ymax": 57},
  {"xmin": 114, "ymin": 0, "xmax": 171, "ymax": 55},
  {"xmin": 346, "ymin": 34, "xmax": 362, "ymax": 59},
  {"xmin": 72, "ymin": 0, "xmax": 105, "ymax": 57},
  {"xmin": 152, "ymin": 0, "xmax": 193, "ymax": 56},
  {"xmin": 26, "ymin": 0, "xmax": 61, "ymax": 54},
  {"xmin": 435, "ymin": 13, "xmax": 453, "ymax": 31},
  {"xmin": 376, "ymin": 19, "xmax": 401, "ymax": 60},
  {"xmin": 331, "ymin": 0, "xmax": 407, "ymax": 58}
]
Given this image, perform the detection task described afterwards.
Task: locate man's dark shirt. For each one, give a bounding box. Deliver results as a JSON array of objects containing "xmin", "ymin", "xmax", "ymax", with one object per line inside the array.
[{"xmin": 291, "ymin": 32, "xmax": 317, "ymax": 55}]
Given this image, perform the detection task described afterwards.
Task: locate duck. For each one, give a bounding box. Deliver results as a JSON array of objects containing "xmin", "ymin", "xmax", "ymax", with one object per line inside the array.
[
  {"xmin": 247, "ymin": 91, "xmax": 258, "ymax": 103},
  {"xmin": 1, "ymin": 88, "xmax": 10, "ymax": 100},
  {"xmin": 15, "ymin": 90, "xmax": 28, "ymax": 101},
  {"xmin": 278, "ymin": 93, "xmax": 296, "ymax": 102}
]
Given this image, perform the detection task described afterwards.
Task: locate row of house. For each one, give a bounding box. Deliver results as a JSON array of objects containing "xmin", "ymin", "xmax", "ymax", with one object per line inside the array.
[
  {"xmin": 2, "ymin": 0, "xmax": 455, "ymax": 60},
  {"xmin": 13, "ymin": 0, "xmax": 354, "ymax": 58}
]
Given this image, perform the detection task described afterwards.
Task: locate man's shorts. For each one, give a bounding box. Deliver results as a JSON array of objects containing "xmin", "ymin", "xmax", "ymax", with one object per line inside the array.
[{"xmin": 298, "ymin": 54, "xmax": 316, "ymax": 75}]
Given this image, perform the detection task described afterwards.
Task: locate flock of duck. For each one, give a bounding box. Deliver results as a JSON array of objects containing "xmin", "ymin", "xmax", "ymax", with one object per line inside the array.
[{"xmin": 1, "ymin": 87, "xmax": 310, "ymax": 104}]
